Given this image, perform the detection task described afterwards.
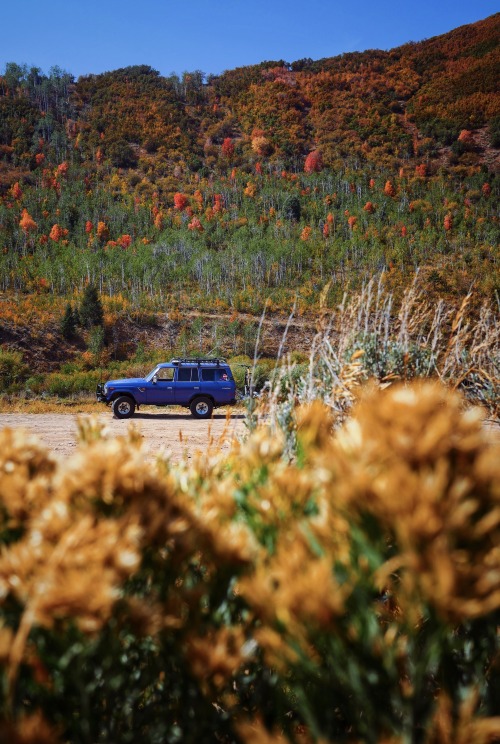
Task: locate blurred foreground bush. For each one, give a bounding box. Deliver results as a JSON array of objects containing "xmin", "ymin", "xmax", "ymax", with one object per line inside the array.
[{"xmin": 0, "ymin": 382, "xmax": 499, "ymax": 743}]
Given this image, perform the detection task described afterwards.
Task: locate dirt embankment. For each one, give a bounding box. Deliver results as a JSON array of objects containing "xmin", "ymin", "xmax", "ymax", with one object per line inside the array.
[{"xmin": 0, "ymin": 411, "xmax": 246, "ymax": 463}]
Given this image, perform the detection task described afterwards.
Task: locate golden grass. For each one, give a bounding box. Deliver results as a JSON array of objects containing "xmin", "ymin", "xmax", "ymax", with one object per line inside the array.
[{"xmin": 0, "ymin": 397, "xmax": 101, "ymax": 414}]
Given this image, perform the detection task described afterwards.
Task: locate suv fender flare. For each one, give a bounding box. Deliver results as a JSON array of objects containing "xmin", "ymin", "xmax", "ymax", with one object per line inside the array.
[
  {"xmin": 109, "ymin": 391, "xmax": 137, "ymax": 406},
  {"xmin": 188, "ymin": 393, "xmax": 215, "ymax": 406}
]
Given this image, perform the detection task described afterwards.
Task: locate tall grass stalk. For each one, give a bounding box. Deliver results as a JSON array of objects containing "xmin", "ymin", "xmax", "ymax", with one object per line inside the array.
[{"xmin": 252, "ymin": 277, "xmax": 499, "ymax": 443}]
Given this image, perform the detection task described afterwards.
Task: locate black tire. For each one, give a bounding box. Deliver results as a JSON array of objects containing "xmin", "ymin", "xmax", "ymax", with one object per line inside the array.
[
  {"xmin": 190, "ymin": 396, "xmax": 213, "ymax": 419},
  {"xmin": 112, "ymin": 395, "xmax": 135, "ymax": 419}
]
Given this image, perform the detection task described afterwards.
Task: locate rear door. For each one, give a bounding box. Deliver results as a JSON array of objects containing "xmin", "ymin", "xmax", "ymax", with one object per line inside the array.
[
  {"xmin": 200, "ymin": 367, "xmax": 235, "ymax": 404},
  {"xmin": 174, "ymin": 366, "xmax": 200, "ymax": 405}
]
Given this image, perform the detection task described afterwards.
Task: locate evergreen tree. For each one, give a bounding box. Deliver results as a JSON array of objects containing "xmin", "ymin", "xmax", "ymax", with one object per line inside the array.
[
  {"xmin": 79, "ymin": 285, "xmax": 104, "ymax": 329},
  {"xmin": 60, "ymin": 303, "xmax": 77, "ymax": 339}
]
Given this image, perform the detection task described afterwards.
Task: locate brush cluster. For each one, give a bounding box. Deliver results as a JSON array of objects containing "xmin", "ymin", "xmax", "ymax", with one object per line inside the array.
[{"xmin": 0, "ymin": 382, "xmax": 499, "ymax": 742}]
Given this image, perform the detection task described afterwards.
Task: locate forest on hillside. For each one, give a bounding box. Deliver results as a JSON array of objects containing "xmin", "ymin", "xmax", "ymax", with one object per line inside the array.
[{"xmin": 0, "ymin": 12, "xmax": 498, "ymax": 389}]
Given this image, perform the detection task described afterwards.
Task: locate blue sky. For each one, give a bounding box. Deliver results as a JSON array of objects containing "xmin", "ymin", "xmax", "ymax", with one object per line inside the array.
[{"xmin": 1, "ymin": 1, "xmax": 498, "ymax": 80}]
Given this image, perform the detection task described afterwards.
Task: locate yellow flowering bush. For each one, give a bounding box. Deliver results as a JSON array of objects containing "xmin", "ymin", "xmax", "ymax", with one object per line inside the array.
[{"xmin": 0, "ymin": 382, "xmax": 499, "ymax": 743}]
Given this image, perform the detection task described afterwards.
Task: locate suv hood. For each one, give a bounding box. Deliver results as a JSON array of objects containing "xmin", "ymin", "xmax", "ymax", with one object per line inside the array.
[{"xmin": 105, "ymin": 377, "xmax": 146, "ymax": 387}]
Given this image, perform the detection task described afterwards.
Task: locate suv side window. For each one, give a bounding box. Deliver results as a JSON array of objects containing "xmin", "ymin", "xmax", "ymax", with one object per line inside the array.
[
  {"xmin": 201, "ymin": 369, "xmax": 215, "ymax": 381},
  {"xmin": 157, "ymin": 367, "xmax": 174, "ymax": 381},
  {"xmin": 178, "ymin": 367, "xmax": 199, "ymax": 382}
]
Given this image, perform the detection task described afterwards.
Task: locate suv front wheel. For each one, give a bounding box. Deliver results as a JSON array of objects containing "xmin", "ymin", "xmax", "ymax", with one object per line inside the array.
[
  {"xmin": 190, "ymin": 396, "xmax": 213, "ymax": 419},
  {"xmin": 112, "ymin": 395, "xmax": 136, "ymax": 419}
]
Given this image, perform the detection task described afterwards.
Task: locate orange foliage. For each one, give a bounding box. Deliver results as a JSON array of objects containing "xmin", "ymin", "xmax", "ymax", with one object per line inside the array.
[
  {"xmin": 213, "ymin": 194, "xmax": 224, "ymax": 213},
  {"xmin": 19, "ymin": 209, "xmax": 37, "ymax": 234},
  {"xmin": 444, "ymin": 214, "xmax": 453, "ymax": 231},
  {"xmin": 193, "ymin": 189, "xmax": 204, "ymax": 210},
  {"xmin": 384, "ymin": 180, "xmax": 396, "ymax": 197},
  {"xmin": 251, "ymin": 135, "xmax": 270, "ymax": 157},
  {"xmin": 482, "ymin": 183, "xmax": 491, "ymax": 197},
  {"xmin": 188, "ymin": 217, "xmax": 204, "ymax": 233},
  {"xmin": 300, "ymin": 226, "xmax": 312, "ymax": 241},
  {"xmin": 35, "ymin": 153, "xmax": 45, "ymax": 166},
  {"xmin": 11, "ymin": 182, "xmax": 23, "ymax": 200},
  {"xmin": 97, "ymin": 221, "xmax": 109, "ymax": 240},
  {"xmin": 347, "ymin": 215, "xmax": 357, "ymax": 229},
  {"xmin": 85, "ymin": 220, "xmax": 93, "ymax": 234},
  {"xmin": 363, "ymin": 201, "xmax": 375, "ymax": 214},
  {"xmin": 49, "ymin": 224, "xmax": 68, "ymax": 242},
  {"xmin": 244, "ymin": 182, "xmax": 256, "ymax": 198}
]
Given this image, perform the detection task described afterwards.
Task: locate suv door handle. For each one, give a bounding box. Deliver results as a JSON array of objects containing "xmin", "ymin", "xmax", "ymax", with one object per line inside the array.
[{"xmin": 193, "ymin": 386, "xmax": 200, "ymax": 389}]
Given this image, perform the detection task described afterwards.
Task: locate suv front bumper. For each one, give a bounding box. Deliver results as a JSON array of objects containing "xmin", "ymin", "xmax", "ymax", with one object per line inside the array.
[{"xmin": 96, "ymin": 383, "xmax": 108, "ymax": 403}]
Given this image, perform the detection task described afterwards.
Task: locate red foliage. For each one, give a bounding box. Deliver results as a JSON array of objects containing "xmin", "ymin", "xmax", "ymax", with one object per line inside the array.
[
  {"xmin": 85, "ymin": 220, "xmax": 93, "ymax": 234},
  {"xmin": 188, "ymin": 217, "xmax": 204, "ymax": 233},
  {"xmin": 444, "ymin": 214, "xmax": 453, "ymax": 231},
  {"xmin": 174, "ymin": 192, "xmax": 188, "ymax": 211},
  {"xmin": 304, "ymin": 150, "xmax": 323, "ymax": 173},
  {"xmin": 482, "ymin": 183, "xmax": 491, "ymax": 197},
  {"xmin": 221, "ymin": 138, "xmax": 235, "ymax": 159},
  {"xmin": 117, "ymin": 234, "xmax": 132, "ymax": 248}
]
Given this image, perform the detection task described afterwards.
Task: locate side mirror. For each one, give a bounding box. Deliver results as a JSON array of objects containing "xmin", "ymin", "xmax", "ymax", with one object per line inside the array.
[{"xmin": 152, "ymin": 374, "xmax": 158, "ymax": 384}]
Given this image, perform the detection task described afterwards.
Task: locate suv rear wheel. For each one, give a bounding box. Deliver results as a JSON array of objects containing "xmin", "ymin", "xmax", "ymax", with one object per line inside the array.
[
  {"xmin": 190, "ymin": 396, "xmax": 213, "ymax": 419},
  {"xmin": 112, "ymin": 395, "xmax": 136, "ymax": 419}
]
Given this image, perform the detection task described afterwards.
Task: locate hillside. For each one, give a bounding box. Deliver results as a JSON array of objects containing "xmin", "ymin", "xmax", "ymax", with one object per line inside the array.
[{"xmin": 0, "ymin": 13, "xmax": 499, "ymax": 380}]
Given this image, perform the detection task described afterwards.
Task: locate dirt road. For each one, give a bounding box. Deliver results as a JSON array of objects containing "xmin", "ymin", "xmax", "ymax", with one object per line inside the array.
[{"xmin": 0, "ymin": 410, "xmax": 246, "ymax": 463}]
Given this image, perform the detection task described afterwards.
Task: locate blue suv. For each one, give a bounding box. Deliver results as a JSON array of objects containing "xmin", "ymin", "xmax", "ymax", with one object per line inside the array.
[{"xmin": 96, "ymin": 358, "xmax": 236, "ymax": 419}]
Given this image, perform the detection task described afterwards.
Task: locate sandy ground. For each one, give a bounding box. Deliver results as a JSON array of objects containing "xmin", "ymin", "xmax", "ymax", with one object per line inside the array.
[
  {"xmin": 0, "ymin": 410, "xmax": 247, "ymax": 463},
  {"xmin": 0, "ymin": 410, "xmax": 497, "ymax": 465}
]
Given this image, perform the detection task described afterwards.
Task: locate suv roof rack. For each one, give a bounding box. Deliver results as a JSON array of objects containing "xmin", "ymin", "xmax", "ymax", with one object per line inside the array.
[{"xmin": 170, "ymin": 357, "xmax": 227, "ymax": 366}]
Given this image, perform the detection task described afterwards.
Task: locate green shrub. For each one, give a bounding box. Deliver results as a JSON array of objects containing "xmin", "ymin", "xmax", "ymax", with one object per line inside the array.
[{"xmin": 0, "ymin": 349, "xmax": 29, "ymax": 392}]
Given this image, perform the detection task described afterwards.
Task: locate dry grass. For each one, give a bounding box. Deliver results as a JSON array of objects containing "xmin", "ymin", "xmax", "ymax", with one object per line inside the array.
[{"xmin": 0, "ymin": 396, "xmax": 100, "ymax": 414}]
